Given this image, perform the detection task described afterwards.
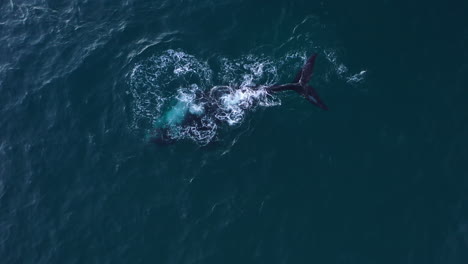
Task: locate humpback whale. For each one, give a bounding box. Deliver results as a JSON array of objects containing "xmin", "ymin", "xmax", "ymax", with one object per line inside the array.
[{"xmin": 150, "ymin": 53, "xmax": 327, "ymax": 144}]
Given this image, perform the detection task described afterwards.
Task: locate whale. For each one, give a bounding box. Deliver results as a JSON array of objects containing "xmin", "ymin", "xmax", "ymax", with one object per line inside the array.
[{"xmin": 150, "ymin": 53, "xmax": 327, "ymax": 144}]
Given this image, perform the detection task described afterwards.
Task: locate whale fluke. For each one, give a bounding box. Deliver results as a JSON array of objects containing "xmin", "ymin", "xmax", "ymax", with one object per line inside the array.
[
  {"xmin": 267, "ymin": 53, "xmax": 327, "ymax": 110},
  {"xmin": 293, "ymin": 53, "xmax": 317, "ymax": 85}
]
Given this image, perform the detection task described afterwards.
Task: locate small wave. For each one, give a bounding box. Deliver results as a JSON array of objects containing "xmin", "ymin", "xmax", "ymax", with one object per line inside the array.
[
  {"xmin": 346, "ymin": 70, "xmax": 367, "ymax": 84},
  {"xmin": 324, "ymin": 50, "xmax": 367, "ymax": 84}
]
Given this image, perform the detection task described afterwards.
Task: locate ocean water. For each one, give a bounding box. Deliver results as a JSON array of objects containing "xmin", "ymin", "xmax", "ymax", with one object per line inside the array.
[{"xmin": 1, "ymin": 0, "xmax": 468, "ymax": 263}]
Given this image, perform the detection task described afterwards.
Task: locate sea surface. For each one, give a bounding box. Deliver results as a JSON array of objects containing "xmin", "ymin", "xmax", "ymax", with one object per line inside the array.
[{"xmin": 1, "ymin": 0, "xmax": 468, "ymax": 263}]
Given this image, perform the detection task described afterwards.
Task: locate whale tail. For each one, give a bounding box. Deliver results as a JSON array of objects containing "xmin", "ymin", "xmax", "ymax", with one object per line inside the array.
[
  {"xmin": 304, "ymin": 85, "xmax": 328, "ymax": 110},
  {"xmin": 293, "ymin": 54, "xmax": 328, "ymax": 110},
  {"xmin": 267, "ymin": 53, "xmax": 328, "ymax": 110},
  {"xmin": 292, "ymin": 53, "xmax": 317, "ymax": 86}
]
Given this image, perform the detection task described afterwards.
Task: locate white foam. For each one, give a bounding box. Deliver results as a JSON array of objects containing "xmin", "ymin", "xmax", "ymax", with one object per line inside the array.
[
  {"xmin": 127, "ymin": 49, "xmax": 212, "ymax": 133},
  {"xmin": 189, "ymin": 104, "xmax": 205, "ymax": 116},
  {"xmin": 218, "ymin": 54, "xmax": 278, "ymax": 87},
  {"xmin": 214, "ymin": 86, "xmax": 279, "ymax": 125},
  {"xmin": 346, "ymin": 70, "xmax": 367, "ymax": 84}
]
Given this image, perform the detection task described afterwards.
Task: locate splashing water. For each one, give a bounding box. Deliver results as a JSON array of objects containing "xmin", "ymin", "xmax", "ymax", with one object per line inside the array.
[
  {"xmin": 214, "ymin": 86, "xmax": 279, "ymax": 126},
  {"xmin": 127, "ymin": 50, "xmax": 283, "ymax": 144}
]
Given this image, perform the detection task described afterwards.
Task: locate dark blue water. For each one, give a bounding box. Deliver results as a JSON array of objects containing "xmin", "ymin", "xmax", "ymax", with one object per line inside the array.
[{"xmin": 1, "ymin": 0, "xmax": 468, "ymax": 263}]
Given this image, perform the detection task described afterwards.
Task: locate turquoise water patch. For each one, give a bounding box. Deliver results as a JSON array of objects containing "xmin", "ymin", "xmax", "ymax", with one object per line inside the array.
[{"xmin": 155, "ymin": 99, "xmax": 190, "ymax": 128}]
